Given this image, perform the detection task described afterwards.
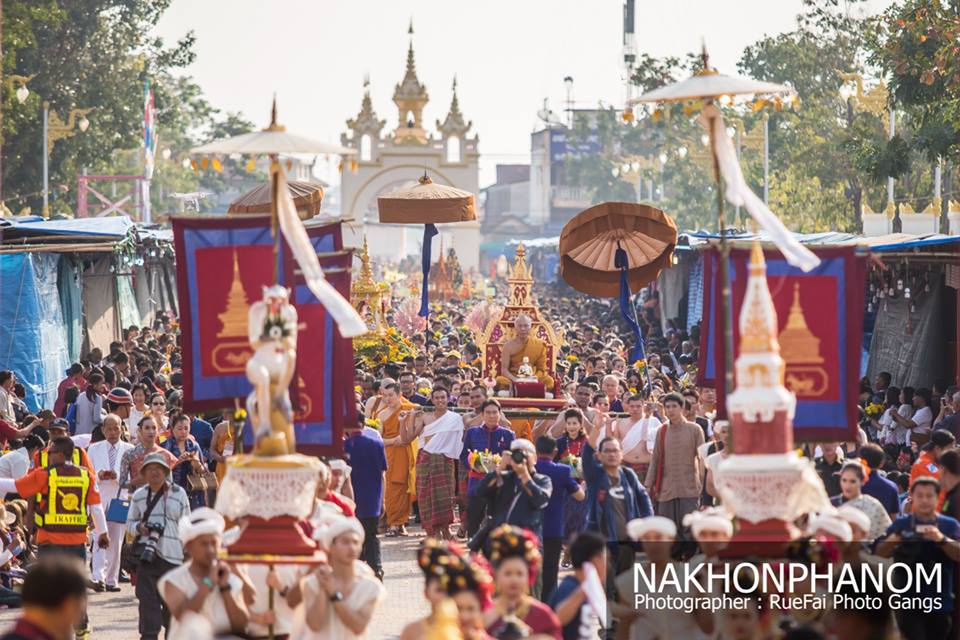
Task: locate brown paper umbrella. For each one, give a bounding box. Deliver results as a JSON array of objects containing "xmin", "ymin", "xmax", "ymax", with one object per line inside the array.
[
  {"xmin": 559, "ymin": 202, "xmax": 677, "ymax": 298},
  {"xmin": 377, "ymin": 174, "xmax": 476, "ymax": 224},
  {"xmin": 228, "ymin": 179, "xmax": 325, "ymax": 219},
  {"xmin": 377, "ymin": 173, "xmax": 477, "ymax": 318}
]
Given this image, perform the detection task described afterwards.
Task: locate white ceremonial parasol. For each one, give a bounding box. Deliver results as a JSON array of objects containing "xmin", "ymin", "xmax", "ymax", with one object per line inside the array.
[
  {"xmin": 630, "ymin": 46, "xmax": 819, "ymax": 397},
  {"xmin": 190, "ymin": 99, "xmax": 366, "ymax": 338},
  {"xmin": 191, "ymin": 126, "xmax": 354, "ymax": 156}
]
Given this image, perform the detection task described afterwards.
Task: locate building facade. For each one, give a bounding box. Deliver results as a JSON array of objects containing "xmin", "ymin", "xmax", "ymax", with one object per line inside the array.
[{"xmin": 338, "ymin": 31, "xmax": 481, "ymax": 270}]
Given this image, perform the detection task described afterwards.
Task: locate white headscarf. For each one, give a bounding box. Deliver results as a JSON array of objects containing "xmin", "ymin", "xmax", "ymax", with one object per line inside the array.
[
  {"xmin": 178, "ymin": 507, "xmax": 225, "ymax": 545},
  {"xmin": 313, "ymin": 515, "xmax": 365, "ymax": 550},
  {"xmin": 627, "ymin": 516, "xmax": 677, "ymax": 540},
  {"xmin": 807, "ymin": 511, "xmax": 852, "ymax": 543},
  {"xmin": 683, "ymin": 508, "xmax": 734, "ymax": 538}
]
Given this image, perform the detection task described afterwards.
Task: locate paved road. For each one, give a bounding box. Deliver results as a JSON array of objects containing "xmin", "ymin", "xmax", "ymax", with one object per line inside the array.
[{"xmin": 0, "ymin": 529, "xmax": 431, "ymax": 639}]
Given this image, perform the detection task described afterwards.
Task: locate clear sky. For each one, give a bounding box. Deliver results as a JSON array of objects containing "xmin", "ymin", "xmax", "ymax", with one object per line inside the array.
[{"xmin": 153, "ymin": 0, "xmax": 888, "ymax": 188}]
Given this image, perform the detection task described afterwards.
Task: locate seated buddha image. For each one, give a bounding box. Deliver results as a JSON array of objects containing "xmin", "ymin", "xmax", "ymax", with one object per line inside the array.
[{"xmin": 496, "ymin": 314, "xmax": 555, "ymax": 391}]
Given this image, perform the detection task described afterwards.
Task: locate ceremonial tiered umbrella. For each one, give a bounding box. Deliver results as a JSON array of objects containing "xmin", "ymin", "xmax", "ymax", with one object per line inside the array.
[
  {"xmin": 559, "ymin": 202, "xmax": 677, "ymax": 367},
  {"xmin": 629, "ymin": 46, "xmax": 819, "ymax": 396},
  {"xmin": 228, "ymin": 179, "xmax": 324, "ymax": 219},
  {"xmin": 377, "ymin": 173, "xmax": 477, "ymax": 317},
  {"xmin": 191, "ymin": 100, "xmax": 366, "ymax": 338}
]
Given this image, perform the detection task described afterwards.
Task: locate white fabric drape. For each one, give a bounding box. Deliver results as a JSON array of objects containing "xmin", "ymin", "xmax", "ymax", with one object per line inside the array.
[
  {"xmin": 275, "ymin": 167, "xmax": 367, "ymax": 337},
  {"xmin": 699, "ymin": 104, "xmax": 820, "ymax": 273},
  {"xmin": 420, "ymin": 411, "xmax": 465, "ymax": 459}
]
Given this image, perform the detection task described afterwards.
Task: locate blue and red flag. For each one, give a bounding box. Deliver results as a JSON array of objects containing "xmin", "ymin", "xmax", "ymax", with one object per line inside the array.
[
  {"xmin": 173, "ymin": 215, "xmax": 353, "ymax": 455},
  {"xmin": 698, "ymin": 245, "xmax": 865, "ymax": 442}
]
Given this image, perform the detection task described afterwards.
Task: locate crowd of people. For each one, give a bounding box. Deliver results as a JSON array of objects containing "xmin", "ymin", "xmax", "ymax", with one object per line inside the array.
[{"xmin": 0, "ymin": 287, "xmax": 955, "ymax": 639}]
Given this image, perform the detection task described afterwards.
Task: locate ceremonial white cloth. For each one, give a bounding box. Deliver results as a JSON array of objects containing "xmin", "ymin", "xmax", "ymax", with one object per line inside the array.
[
  {"xmin": 621, "ymin": 417, "xmax": 659, "ymax": 454},
  {"xmin": 276, "ymin": 168, "xmax": 367, "ymax": 337},
  {"xmin": 419, "ymin": 411, "xmax": 464, "ymax": 460},
  {"xmin": 699, "ymin": 104, "xmax": 820, "ymax": 273}
]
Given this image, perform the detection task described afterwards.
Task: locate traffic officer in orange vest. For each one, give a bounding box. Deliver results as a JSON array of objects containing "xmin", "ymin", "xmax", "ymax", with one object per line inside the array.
[
  {"xmin": 0, "ymin": 436, "xmax": 109, "ymax": 638},
  {"xmin": 28, "ymin": 418, "xmax": 96, "ymax": 532}
]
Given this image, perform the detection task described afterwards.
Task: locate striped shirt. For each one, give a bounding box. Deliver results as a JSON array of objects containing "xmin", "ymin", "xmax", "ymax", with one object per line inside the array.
[{"xmin": 125, "ymin": 483, "xmax": 190, "ymax": 564}]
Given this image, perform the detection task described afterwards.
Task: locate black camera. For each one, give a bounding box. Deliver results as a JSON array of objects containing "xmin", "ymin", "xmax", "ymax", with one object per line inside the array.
[
  {"xmin": 140, "ymin": 522, "xmax": 165, "ymax": 563},
  {"xmin": 510, "ymin": 449, "xmax": 527, "ymax": 464}
]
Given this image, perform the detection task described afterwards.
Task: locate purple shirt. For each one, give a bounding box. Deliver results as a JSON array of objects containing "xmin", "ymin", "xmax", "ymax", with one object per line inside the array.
[
  {"xmin": 459, "ymin": 425, "xmax": 514, "ymax": 497},
  {"xmin": 345, "ymin": 431, "xmax": 388, "ymax": 519},
  {"xmin": 535, "ymin": 458, "xmax": 580, "ymax": 539}
]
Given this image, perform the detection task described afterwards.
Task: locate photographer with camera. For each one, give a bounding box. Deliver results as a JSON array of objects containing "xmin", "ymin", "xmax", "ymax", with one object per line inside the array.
[
  {"xmin": 876, "ymin": 476, "xmax": 960, "ymax": 639},
  {"xmin": 475, "ymin": 438, "xmax": 552, "ymax": 547},
  {"xmin": 125, "ymin": 452, "xmax": 191, "ymax": 640}
]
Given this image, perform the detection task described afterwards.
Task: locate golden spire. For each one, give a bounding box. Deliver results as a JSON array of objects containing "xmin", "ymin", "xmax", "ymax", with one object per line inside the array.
[
  {"xmin": 393, "ymin": 21, "xmax": 429, "ymax": 144},
  {"xmin": 739, "ymin": 240, "xmax": 780, "ymax": 354},
  {"xmin": 217, "ymin": 253, "xmax": 250, "ymax": 338},
  {"xmin": 507, "ymin": 243, "xmax": 533, "ymax": 306},
  {"xmin": 778, "ymin": 283, "xmax": 824, "ymax": 364}
]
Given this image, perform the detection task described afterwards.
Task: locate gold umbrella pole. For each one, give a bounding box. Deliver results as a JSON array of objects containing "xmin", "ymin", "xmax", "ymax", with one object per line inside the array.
[
  {"xmin": 707, "ymin": 110, "xmax": 735, "ymax": 407},
  {"xmin": 270, "ymin": 155, "xmax": 280, "ymax": 282}
]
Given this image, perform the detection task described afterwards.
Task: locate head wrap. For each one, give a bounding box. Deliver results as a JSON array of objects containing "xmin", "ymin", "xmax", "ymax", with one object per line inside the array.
[
  {"xmin": 627, "ymin": 516, "xmax": 677, "ymax": 541},
  {"xmin": 178, "ymin": 507, "xmax": 225, "ymax": 545},
  {"xmin": 328, "ymin": 459, "xmax": 351, "ymax": 478},
  {"xmin": 807, "ymin": 511, "xmax": 853, "ymax": 543},
  {"xmin": 487, "ymin": 524, "xmax": 541, "ymax": 584},
  {"xmin": 314, "ymin": 515, "xmax": 364, "ymax": 549},
  {"xmin": 683, "ymin": 507, "xmax": 734, "ymax": 538},
  {"xmin": 417, "ymin": 538, "xmax": 493, "ymax": 605}
]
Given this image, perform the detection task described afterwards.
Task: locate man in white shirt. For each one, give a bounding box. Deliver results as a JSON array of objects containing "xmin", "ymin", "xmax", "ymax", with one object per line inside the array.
[
  {"xmin": 86, "ymin": 414, "xmax": 134, "ymax": 591},
  {"xmin": 0, "ymin": 434, "xmax": 44, "ymax": 483}
]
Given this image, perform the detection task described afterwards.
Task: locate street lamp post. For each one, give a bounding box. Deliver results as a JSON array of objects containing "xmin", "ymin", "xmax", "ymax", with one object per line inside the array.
[
  {"xmin": 563, "ymin": 76, "xmax": 574, "ymax": 127},
  {"xmin": 0, "ymin": 74, "xmax": 33, "ymax": 202},
  {"xmin": 42, "ymin": 100, "xmax": 91, "ymax": 217}
]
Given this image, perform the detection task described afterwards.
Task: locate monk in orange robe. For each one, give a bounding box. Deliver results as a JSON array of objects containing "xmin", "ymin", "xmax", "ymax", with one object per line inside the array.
[
  {"xmin": 496, "ymin": 314, "xmax": 555, "ymax": 392},
  {"xmin": 376, "ymin": 382, "xmax": 416, "ymax": 536}
]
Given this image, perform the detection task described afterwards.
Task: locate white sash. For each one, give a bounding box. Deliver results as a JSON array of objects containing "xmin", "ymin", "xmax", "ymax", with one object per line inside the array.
[
  {"xmin": 420, "ymin": 411, "xmax": 464, "ymax": 459},
  {"xmin": 621, "ymin": 417, "xmax": 655, "ymax": 454}
]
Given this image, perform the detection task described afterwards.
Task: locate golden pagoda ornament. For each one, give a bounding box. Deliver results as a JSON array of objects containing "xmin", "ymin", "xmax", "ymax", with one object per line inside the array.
[
  {"xmin": 212, "ymin": 252, "xmax": 254, "ymax": 373},
  {"xmin": 350, "ymin": 236, "xmax": 389, "ymax": 334}
]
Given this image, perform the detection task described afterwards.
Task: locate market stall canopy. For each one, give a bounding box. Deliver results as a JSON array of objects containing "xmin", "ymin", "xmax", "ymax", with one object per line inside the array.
[
  {"xmin": 377, "ymin": 174, "xmax": 477, "ymax": 224},
  {"xmin": 559, "ymin": 202, "xmax": 677, "ymax": 298},
  {"xmin": 228, "ymin": 179, "xmax": 324, "ymax": 218}
]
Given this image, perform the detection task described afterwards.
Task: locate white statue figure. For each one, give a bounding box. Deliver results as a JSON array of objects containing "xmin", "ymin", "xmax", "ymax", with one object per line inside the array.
[{"xmin": 245, "ymin": 284, "xmax": 297, "ymax": 455}]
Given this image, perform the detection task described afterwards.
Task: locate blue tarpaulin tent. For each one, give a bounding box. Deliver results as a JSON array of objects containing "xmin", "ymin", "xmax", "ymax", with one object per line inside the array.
[{"xmin": 0, "ymin": 253, "xmax": 69, "ymax": 411}]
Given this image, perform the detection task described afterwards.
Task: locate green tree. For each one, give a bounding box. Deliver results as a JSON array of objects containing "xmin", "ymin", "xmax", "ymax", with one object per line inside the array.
[{"xmin": 1, "ymin": 0, "xmax": 195, "ymax": 213}]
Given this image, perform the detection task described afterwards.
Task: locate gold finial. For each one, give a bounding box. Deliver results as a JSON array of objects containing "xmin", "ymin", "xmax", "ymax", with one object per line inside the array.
[
  {"xmin": 861, "ymin": 201, "xmax": 875, "ymax": 216},
  {"xmin": 739, "ymin": 239, "xmax": 780, "ymax": 355},
  {"xmin": 264, "ymin": 95, "xmax": 286, "ymax": 132},
  {"xmin": 900, "ymin": 202, "xmax": 916, "ymax": 214},
  {"xmin": 950, "ymin": 200, "xmax": 960, "ymax": 213},
  {"xmin": 884, "ymin": 200, "xmax": 896, "ymax": 218}
]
